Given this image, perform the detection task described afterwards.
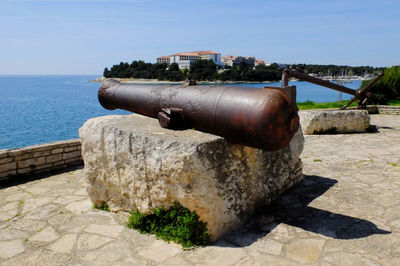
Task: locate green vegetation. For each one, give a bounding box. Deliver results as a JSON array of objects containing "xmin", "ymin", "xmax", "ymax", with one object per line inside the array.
[
  {"xmin": 219, "ymin": 62, "xmax": 282, "ymax": 82},
  {"xmin": 358, "ymin": 159, "xmax": 374, "ymax": 164},
  {"xmin": 103, "ymin": 60, "xmax": 281, "ymax": 82},
  {"xmin": 93, "ymin": 202, "xmax": 110, "ymax": 212},
  {"xmin": 103, "ymin": 61, "xmax": 185, "ymax": 81},
  {"xmin": 366, "ymin": 125, "xmax": 377, "ymax": 133},
  {"xmin": 296, "ymin": 98, "xmax": 400, "ymax": 110},
  {"xmin": 361, "ymin": 66, "xmax": 400, "ymax": 105},
  {"xmin": 127, "ymin": 202, "xmax": 211, "ymax": 248},
  {"xmin": 313, "ymin": 127, "xmax": 338, "ymax": 134},
  {"xmin": 313, "ymin": 159, "xmax": 322, "ymax": 162},
  {"xmin": 296, "ymin": 100, "xmax": 357, "ymax": 110},
  {"xmin": 189, "ymin": 59, "xmax": 219, "ymax": 81},
  {"xmin": 388, "ymin": 100, "xmax": 400, "ymax": 106},
  {"xmin": 103, "ymin": 60, "xmax": 386, "ymax": 83}
]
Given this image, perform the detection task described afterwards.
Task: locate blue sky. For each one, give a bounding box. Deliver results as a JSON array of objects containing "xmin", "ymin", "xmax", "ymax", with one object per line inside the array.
[{"xmin": 0, "ymin": 0, "xmax": 399, "ymax": 74}]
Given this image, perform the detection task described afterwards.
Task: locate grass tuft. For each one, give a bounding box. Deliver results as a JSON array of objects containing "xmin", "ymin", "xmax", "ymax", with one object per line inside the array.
[
  {"xmin": 313, "ymin": 127, "xmax": 338, "ymax": 134},
  {"xmin": 387, "ymin": 100, "xmax": 400, "ymax": 106},
  {"xmin": 93, "ymin": 202, "xmax": 110, "ymax": 212},
  {"xmin": 127, "ymin": 202, "xmax": 211, "ymax": 248},
  {"xmin": 297, "ymin": 100, "xmax": 357, "ymax": 110}
]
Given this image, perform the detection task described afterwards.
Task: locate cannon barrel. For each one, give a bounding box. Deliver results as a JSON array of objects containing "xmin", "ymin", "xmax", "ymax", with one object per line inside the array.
[{"xmin": 98, "ymin": 80, "xmax": 299, "ymax": 151}]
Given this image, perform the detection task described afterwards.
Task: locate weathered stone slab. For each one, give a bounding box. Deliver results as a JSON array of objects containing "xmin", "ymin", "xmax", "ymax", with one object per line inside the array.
[
  {"xmin": 299, "ymin": 109, "xmax": 370, "ymax": 135},
  {"xmin": 79, "ymin": 114, "xmax": 304, "ymax": 240}
]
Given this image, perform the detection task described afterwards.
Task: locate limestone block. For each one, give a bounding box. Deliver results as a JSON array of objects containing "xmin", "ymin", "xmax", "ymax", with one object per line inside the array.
[
  {"xmin": 299, "ymin": 109, "xmax": 370, "ymax": 135},
  {"xmin": 47, "ymin": 154, "xmax": 62, "ymax": 163},
  {"xmin": 64, "ymin": 146, "xmax": 79, "ymax": 153},
  {"xmin": 79, "ymin": 114, "xmax": 304, "ymax": 240},
  {"xmin": 18, "ymin": 157, "xmax": 46, "ymax": 169},
  {"xmin": 0, "ymin": 162, "xmax": 16, "ymax": 173},
  {"xmin": 63, "ymin": 151, "xmax": 82, "ymax": 160},
  {"xmin": 0, "ymin": 157, "xmax": 13, "ymax": 165},
  {"xmin": 51, "ymin": 148, "xmax": 64, "ymax": 154}
]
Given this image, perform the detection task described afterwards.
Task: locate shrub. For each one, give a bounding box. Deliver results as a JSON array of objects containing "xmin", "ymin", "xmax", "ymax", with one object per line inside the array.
[{"xmin": 363, "ymin": 66, "xmax": 400, "ymax": 105}]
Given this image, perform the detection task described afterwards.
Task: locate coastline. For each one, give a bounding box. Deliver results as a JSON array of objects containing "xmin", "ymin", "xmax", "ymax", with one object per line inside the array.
[
  {"xmin": 90, "ymin": 77, "xmax": 279, "ymax": 84},
  {"xmin": 90, "ymin": 77, "xmax": 365, "ymax": 84}
]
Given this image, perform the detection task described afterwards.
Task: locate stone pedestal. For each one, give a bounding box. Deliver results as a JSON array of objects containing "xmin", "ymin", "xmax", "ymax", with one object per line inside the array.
[
  {"xmin": 79, "ymin": 114, "xmax": 304, "ymax": 240},
  {"xmin": 299, "ymin": 109, "xmax": 370, "ymax": 135}
]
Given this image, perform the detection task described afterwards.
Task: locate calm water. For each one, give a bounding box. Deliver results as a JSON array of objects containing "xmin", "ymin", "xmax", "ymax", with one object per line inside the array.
[
  {"xmin": 233, "ymin": 80, "xmax": 358, "ymax": 102},
  {"xmin": 0, "ymin": 75, "xmax": 361, "ymax": 150},
  {"xmin": 0, "ymin": 75, "xmax": 129, "ymax": 150}
]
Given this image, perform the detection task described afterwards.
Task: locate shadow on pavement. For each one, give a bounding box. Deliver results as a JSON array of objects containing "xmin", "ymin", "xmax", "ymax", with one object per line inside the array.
[{"xmin": 217, "ymin": 175, "xmax": 390, "ymax": 247}]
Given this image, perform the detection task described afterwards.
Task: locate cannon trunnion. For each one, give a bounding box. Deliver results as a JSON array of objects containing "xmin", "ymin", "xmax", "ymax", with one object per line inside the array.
[{"xmin": 98, "ymin": 80, "xmax": 299, "ymax": 151}]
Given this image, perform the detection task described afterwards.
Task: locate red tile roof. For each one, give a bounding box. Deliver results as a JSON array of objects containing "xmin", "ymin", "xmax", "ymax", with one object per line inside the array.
[
  {"xmin": 194, "ymin": 50, "xmax": 220, "ymax": 55},
  {"xmin": 172, "ymin": 52, "xmax": 201, "ymax": 56}
]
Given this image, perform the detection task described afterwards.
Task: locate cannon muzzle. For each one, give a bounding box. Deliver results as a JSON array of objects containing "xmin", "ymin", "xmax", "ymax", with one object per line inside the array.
[{"xmin": 98, "ymin": 80, "xmax": 299, "ymax": 151}]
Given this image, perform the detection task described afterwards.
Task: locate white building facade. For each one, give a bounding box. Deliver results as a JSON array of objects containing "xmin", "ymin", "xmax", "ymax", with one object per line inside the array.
[
  {"xmin": 165, "ymin": 51, "xmax": 222, "ymax": 69},
  {"xmin": 196, "ymin": 51, "xmax": 223, "ymax": 66},
  {"xmin": 169, "ymin": 53, "xmax": 201, "ymax": 69}
]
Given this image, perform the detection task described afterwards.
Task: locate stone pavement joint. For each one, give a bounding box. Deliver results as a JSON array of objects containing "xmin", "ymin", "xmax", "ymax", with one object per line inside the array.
[{"xmin": 0, "ymin": 114, "xmax": 400, "ymax": 265}]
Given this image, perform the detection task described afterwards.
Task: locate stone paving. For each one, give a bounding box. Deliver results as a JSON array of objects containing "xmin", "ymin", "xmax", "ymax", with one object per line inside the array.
[{"xmin": 1, "ymin": 114, "xmax": 400, "ymax": 265}]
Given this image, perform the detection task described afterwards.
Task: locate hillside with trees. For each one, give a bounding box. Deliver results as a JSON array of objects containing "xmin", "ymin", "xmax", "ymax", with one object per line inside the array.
[
  {"xmin": 103, "ymin": 60, "xmax": 398, "ymax": 103},
  {"xmin": 103, "ymin": 60, "xmax": 384, "ymax": 82},
  {"xmin": 103, "ymin": 60, "xmax": 282, "ymax": 82}
]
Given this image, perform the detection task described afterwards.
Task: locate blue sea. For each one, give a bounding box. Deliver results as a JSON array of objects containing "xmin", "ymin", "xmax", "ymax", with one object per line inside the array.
[{"xmin": 0, "ymin": 75, "xmax": 361, "ymax": 150}]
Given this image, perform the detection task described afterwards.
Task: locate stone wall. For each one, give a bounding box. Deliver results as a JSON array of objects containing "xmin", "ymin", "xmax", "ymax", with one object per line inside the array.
[
  {"xmin": 0, "ymin": 139, "xmax": 82, "ymax": 181},
  {"xmin": 376, "ymin": 105, "xmax": 400, "ymax": 115},
  {"xmin": 349, "ymin": 105, "xmax": 400, "ymax": 115}
]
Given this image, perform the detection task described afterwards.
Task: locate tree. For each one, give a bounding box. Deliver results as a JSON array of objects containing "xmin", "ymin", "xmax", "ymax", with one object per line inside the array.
[
  {"xmin": 363, "ymin": 66, "xmax": 400, "ymax": 104},
  {"xmin": 189, "ymin": 60, "xmax": 217, "ymax": 81},
  {"xmin": 168, "ymin": 63, "xmax": 179, "ymax": 71},
  {"xmin": 103, "ymin": 67, "xmax": 110, "ymax": 78}
]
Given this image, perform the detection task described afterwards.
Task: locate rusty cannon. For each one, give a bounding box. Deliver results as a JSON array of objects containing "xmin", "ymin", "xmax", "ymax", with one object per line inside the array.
[{"xmin": 98, "ymin": 80, "xmax": 300, "ymax": 151}]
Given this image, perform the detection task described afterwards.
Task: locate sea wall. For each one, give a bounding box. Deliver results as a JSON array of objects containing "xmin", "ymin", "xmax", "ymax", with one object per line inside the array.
[{"xmin": 0, "ymin": 139, "xmax": 82, "ymax": 181}]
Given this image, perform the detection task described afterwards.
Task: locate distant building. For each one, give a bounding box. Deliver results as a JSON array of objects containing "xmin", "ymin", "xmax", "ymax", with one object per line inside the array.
[
  {"xmin": 194, "ymin": 51, "xmax": 223, "ymax": 66},
  {"xmin": 157, "ymin": 56, "xmax": 170, "ymax": 65},
  {"xmin": 169, "ymin": 52, "xmax": 201, "ymax": 69},
  {"xmin": 222, "ymin": 55, "xmax": 256, "ymax": 67},
  {"xmin": 244, "ymin": 56, "xmax": 255, "ymax": 67},
  {"xmin": 222, "ymin": 55, "xmax": 243, "ymax": 66},
  {"xmin": 255, "ymin": 59, "xmax": 265, "ymax": 66},
  {"xmin": 166, "ymin": 50, "xmax": 222, "ymax": 69}
]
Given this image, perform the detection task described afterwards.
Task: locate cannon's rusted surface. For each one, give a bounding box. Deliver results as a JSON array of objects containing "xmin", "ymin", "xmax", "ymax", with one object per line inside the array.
[{"xmin": 98, "ymin": 80, "xmax": 299, "ymax": 151}]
